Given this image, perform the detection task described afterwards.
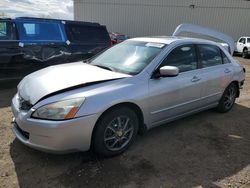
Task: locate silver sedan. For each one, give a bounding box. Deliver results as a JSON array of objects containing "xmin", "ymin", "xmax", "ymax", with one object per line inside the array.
[{"xmin": 11, "ymin": 31, "xmax": 245, "ymax": 156}]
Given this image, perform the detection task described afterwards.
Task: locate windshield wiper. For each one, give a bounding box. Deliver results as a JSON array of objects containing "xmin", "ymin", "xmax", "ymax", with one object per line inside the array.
[
  {"xmin": 94, "ymin": 65, "xmax": 116, "ymax": 72},
  {"xmin": 82, "ymin": 59, "xmax": 89, "ymax": 63}
]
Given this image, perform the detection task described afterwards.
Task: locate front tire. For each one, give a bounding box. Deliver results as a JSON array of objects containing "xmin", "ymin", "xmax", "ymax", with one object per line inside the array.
[
  {"xmin": 242, "ymin": 48, "xmax": 248, "ymax": 58},
  {"xmin": 92, "ymin": 107, "xmax": 139, "ymax": 157},
  {"xmin": 216, "ymin": 83, "xmax": 238, "ymax": 113}
]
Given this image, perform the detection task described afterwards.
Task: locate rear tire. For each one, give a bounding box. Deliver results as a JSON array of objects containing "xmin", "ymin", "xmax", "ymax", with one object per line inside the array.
[
  {"xmin": 92, "ymin": 107, "xmax": 139, "ymax": 157},
  {"xmin": 216, "ymin": 83, "xmax": 238, "ymax": 113}
]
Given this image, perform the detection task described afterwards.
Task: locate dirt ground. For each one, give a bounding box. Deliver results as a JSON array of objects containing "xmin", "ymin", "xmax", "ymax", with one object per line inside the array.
[{"xmin": 0, "ymin": 57, "xmax": 250, "ymax": 188}]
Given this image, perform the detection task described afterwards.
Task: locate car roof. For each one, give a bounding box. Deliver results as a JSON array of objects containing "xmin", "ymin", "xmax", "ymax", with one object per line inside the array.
[
  {"xmin": 129, "ymin": 36, "xmax": 219, "ymax": 45},
  {"xmin": 0, "ymin": 17, "xmax": 102, "ymax": 27}
]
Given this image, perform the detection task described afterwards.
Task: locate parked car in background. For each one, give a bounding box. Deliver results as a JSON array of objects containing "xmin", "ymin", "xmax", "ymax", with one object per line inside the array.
[
  {"xmin": 109, "ymin": 32, "xmax": 129, "ymax": 45},
  {"xmin": 11, "ymin": 24, "xmax": 245, "ymax": 157},
  {"xmin": 234, "ymin": 37, "xmax": 250, "ymax": 58},
  {"xmin": 0, "ymin": 17, "xmax": 111, "ymax": 83}
]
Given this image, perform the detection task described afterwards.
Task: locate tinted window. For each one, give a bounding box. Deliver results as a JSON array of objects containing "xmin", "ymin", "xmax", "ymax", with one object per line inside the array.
[
  {"xmin": 247, "ymin": 38, "xmax": 250, "ymax": 43},
  {"xmin": 198, "ymin": 45, "xmax": 223, "ymax": 68},
  {"xmin": 161, "ymin": 44, "xmax": 197, "ymax": 72},
  {"xmin": 0, "ymin": 21, "xmax": 17, "ymax": 40},
  {"xmin": 17, "ymin": 21, "xmax": 64, "ymax": 42},
  {"xmin": 65, "ymin": 24, "xmax": 110, "ymax": 43}
]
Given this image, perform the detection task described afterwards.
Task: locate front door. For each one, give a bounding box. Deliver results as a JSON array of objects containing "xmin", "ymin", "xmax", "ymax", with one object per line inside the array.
[
  {"xmin": 236, "ymin": 38, "xmax": 245, "ymax": 53},
  {"xmin": 148, "ymin": 44, "xmax": 203, "ymax": 126}
]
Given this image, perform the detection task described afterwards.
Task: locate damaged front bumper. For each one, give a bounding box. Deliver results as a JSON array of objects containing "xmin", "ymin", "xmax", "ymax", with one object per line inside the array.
[{"xmin": 11, "ymin": 94, "xmax": 98, "ymax": 153}]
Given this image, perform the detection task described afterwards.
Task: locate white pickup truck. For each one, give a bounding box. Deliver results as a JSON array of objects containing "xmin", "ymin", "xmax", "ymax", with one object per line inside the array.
[{"xmin": 235, "ymin": 37, "xmax": 250, "ymax": 58}]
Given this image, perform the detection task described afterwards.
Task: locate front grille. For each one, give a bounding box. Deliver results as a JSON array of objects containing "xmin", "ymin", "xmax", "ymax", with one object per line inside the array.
[
  {"xmin": 18, "ymin": 94, "xmax": 32, "ymax": 111},
  {"xmin": 14, "ymin": 123, "xmax": 30, "ymax": 139}
]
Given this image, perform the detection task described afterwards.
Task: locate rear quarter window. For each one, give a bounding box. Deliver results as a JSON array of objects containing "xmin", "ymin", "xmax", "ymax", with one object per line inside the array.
[{"xmin": 65, "ymin": 23, "xmax": 110, "ymax": 44}]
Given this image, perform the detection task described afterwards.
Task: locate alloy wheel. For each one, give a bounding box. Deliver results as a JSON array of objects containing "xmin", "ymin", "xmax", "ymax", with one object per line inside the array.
[
  {"xmin": 223, "ymin": 86, "xmax": 236, "ymax": 110},
  {"xmin": 104, "ymin": 116, "xmax": 134, "ymax": 151}
]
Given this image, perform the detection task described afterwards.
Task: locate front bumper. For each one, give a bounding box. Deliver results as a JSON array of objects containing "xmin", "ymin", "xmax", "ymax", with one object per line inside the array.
[{"xmin": 11, "ymin": 94, "xmax": 98, "ymax": 153}]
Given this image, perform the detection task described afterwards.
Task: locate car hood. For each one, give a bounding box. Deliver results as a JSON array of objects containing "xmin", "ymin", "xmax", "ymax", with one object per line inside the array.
[
  {"xmin": 173, "ymin": 23, "xmax": 235, "ymax": 55},
  {"xmin": 18, "ymin": 62, "xmax": 131, "ymax": 104}
]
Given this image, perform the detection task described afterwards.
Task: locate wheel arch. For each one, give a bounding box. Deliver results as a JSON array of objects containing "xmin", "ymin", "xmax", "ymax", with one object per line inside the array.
[
  {"xmin": 243, "ymin": 47, "xmax": 248, "ymax": 51},
  {"xmin": 242, "ymin": 47, "xmax": 249, "ymax": 58},
  {"xmin": 90, "ymin": 102, "xmax": 147, "ymax": 148},
  {"xmin": 228, "ymin": 80, "xmax": 240, "ymax": 97}
]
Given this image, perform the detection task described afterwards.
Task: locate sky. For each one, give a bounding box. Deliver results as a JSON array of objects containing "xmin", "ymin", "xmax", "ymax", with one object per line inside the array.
[{"xmin": 0, "ymin": 0, "xmax": 73, "ymax": 20}]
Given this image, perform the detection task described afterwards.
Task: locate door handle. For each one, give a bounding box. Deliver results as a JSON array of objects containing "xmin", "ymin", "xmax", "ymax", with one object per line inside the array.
[
  {"xmin": 224, "ymin": 68, "xmax": 231, "ymax": 73},
  {"xmin": 191, "ymin": 76, "xmax": 201, "ymax": 82}
]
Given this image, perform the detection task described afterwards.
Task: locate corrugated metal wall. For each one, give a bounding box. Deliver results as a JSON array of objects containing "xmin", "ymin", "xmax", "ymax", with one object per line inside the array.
[{"xmin": 74, "ymin": 0, "xmax": 250, "ymax": 40}]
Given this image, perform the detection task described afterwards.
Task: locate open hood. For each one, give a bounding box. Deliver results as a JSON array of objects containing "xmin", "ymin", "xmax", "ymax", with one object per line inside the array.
[
  {"xmin": 18, "ymin": 62, "xmax": 130, "ymax": 104},
  {"xmin": 173, "ymin": 23, "xmax": 235, "ymax": 55}
]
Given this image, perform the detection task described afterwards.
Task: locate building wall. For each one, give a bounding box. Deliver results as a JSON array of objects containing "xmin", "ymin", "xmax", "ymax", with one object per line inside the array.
[{"xmin": 74, "ymin": 0, "xmax": 250, "ymax": 40}]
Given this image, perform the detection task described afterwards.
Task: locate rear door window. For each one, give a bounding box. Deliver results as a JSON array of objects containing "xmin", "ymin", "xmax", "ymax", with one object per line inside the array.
[
  {"xmin": 247, "ymin": 38, "xmax": 250, "ymax": 43},
  {"xmin": 17, "ymin": 21, "xmax": 65, "ymax": 42},
  {"xmin": 198, "ymin": 44, "xmax": 223, "ymax": 68},
  {"xmin": 0, "ymin": 21, "xmax": 17, "ymax": 40},
  {"xmin": 65, "ymin": 23, "xmax": 110, "ymax": 43}
]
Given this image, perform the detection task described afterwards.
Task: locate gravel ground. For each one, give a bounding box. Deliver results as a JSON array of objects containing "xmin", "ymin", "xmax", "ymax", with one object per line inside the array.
[{"xmin": 0, "ymin": 57, "xmax": 249, "ymax": 188}]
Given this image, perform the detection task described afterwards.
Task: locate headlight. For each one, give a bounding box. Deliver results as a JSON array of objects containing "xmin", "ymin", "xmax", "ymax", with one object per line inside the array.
[{"xmin": 32, "ymin": 98, "xmax": 85, "ymax": 120}]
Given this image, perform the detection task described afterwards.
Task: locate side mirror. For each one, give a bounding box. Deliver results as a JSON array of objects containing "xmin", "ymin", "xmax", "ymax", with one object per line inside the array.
[
  {"xmin": 153, "ymin": 66, "xmax": 179, "ymax": 78},
  {"xmin": 160, "ymin": 66, "xmax": 179, "ymax": 77}
]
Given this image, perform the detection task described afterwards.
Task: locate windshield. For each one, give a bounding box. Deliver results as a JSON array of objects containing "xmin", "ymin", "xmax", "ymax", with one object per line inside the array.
[{"xmin": 89, "ymin": 40, "xmax": 165, "ymax": 75}]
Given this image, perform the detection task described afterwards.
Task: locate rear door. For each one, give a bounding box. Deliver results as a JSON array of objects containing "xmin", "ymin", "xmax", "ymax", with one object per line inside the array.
[
  {"xmin": 197, "ymin": 44, "xmax": 233, "ymax": 106},
  {"xmin": 0, "ymin": 20, "xmax": 21, "ymax": 81},
  {"xmin": 247, "ymin": 38, "xmax": 250, "ymax": 45}
]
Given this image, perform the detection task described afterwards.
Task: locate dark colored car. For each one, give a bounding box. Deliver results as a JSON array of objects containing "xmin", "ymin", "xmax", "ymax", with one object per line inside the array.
[
  {"xmin": 0, "ymin": 17, "xmax": 111, "ymax": 83},
  {"xmin": 109, "ymin": 32, "xmax": 129, "ymax": 45}
]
